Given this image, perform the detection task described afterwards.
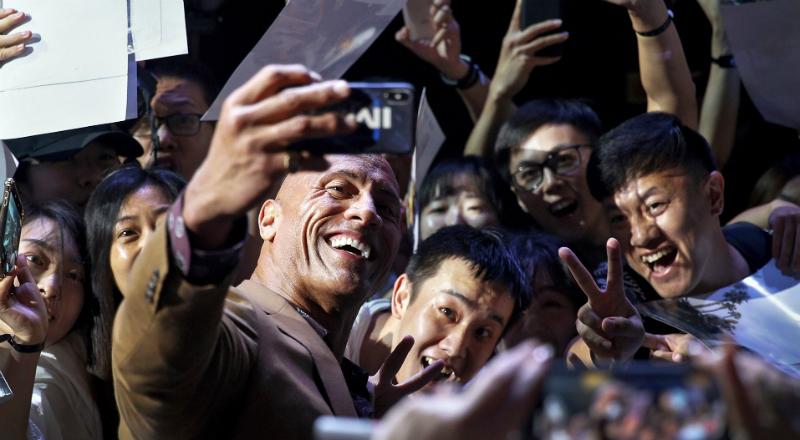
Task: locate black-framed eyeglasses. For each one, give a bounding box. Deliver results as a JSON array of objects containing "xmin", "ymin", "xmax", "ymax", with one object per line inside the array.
[
  {"xmin": 511, "ymin": 144, "xmax": 591, "ymax": 192},
  {"xmin": 155, "ymin": 113, "xmax": 204, "ymax": 137}
]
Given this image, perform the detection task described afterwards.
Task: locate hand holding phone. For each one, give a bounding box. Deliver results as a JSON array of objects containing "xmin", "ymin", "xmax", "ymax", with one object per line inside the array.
[
  {"xmin": 491, "ymin": 0, "xmax": 568, "ymax": 100},
  {"xmin": 0, "ymin": 179, "xmax": 22, "ymax": 276},
  {"xmin": 521, "ymin": 0, "xmax": 566, "ymax": 57},
  {"xmin": 290, "ymin": 82, "xmax": 415, "ymax": 155}
]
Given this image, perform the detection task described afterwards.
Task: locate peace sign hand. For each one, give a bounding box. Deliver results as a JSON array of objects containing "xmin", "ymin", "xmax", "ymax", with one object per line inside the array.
[
  {"xmin": 559, "ymin": 238, "xmax": 644, "ymax": 363},
  {"xmin": 371, "ymin": 335, "xmax": 444, "ymax": 418}
]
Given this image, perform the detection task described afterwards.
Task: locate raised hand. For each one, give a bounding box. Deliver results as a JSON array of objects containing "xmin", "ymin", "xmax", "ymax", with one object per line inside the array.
[
  {"xmin": 559, "ymin": 238, "xmax": 644, "ymax": 362},
  {"xmin": 489, "ymin": 0, "xmax": 567, "ymax": 101},
  {"xmin": 371, "ymin": 335, "xmax": 444, "ymax": 417},
  {"xmin": 0, "ymin": 8, "xmax": 32, "ymax": 64},
  {"xmin": 395, "ymin": 0, "xmax": 467, "ymax": 81},
  {"xmin": 183, "ymin": 64, "xmax": 357, "ymax": 249},
  {"xmin": 769, "ymin": 205, "xmax": 800, "ymax": 277},
  {"xmin": 374, "ymin": 341, "xmax": 553, "ymax": 440},
  {"xmin": 0, "ymin": 256, "xmax": 47, "ymax": 348},
  {"xmin": 698, "ymin": 344, "xmax": 800, "ymax": 439}
]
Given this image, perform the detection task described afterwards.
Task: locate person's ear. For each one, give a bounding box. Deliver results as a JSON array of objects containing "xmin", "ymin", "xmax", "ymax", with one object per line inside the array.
[
  {"xmin": 391, "ymin": 274, "xmax": 413, "ymax": 320},
  {"xmin": 258, "ymin": 199, "xmax": 281, "ymax": 242},
  {"xmin": 706, "ymin": 171, "xmax": 725, "ymax": 216}
]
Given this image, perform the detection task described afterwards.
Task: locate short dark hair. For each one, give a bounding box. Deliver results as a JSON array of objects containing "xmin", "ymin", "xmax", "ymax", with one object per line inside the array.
[
  {"xmin": 510, "ymin": 231, "xmax": 584, "ymax": 310},
  {"xmin": 148, "ymin": 56, "xmax": 220, "ymax": 107},
  {"xmin": 495, "ymin": 99, "xmax": 603, "ymax": 182},
  {"xmin": 418, "ymin": 156, "xmax": 528, "ymax": 230},
  {"xmin": 84, "ymin": 164, "xmax": 185, "ymax": 380},
  {"xmin": 598, "ymin": 112, "xmax": 716, "ymax": 196},
  {"xmin": 22, "ymin": 201, "xmax": 92, "ymax": 355},
  {"xmin": 405, "ymin": 225, "xmax": 530, "ymax": 328}
]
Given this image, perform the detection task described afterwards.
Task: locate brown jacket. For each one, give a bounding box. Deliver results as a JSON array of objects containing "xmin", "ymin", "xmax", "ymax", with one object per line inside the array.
[{"xmin": 112, "ymin": 223, "xmax": 357, "ymax": 439}]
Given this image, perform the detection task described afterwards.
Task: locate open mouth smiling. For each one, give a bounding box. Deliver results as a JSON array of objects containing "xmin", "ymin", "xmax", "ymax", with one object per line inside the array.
[
  {"xmin": 328, "ymin": 235, "xmax": 372, "ymax": 260},
  {"xmin": 640, "ymin": 246, "xmax": 678, "ymax": 274},
  {"xmin": 548, "ymin": 199, "xmax": 578, "ymax": 217},
  {"xmin": 421, "ymin": 355, "xmax": 456, "ymax": 382}
]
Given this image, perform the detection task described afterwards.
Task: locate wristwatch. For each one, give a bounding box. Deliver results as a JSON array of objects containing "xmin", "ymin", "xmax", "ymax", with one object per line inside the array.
[{"xmin": 0, "ymin": 334, "xmax": 45, "ymax": 353}]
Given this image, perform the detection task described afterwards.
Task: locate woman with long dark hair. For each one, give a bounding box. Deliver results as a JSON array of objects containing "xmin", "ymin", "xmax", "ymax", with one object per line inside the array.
[
  {"xmin": 84, "ymin": 164, "xmax": 185, "ymax": 434},
  {"xmin": 0, "ymin": 200, "xmax": 100, "ymax": 439}
]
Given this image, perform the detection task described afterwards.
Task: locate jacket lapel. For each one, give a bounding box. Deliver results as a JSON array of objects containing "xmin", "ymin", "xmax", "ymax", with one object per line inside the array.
[{"xmin": 236, "ymin": 280, "xmax": 358, "ymax": 417}]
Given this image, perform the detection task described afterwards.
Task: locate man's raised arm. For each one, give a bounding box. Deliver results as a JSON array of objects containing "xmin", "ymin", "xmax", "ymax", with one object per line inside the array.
[
  {"xmin": 112, "ymin": 65, "xmax": 357, "ymax": 438},
  {"xmin": 616, "ymin": 0, "xmax": 698, "ymax": 127}
]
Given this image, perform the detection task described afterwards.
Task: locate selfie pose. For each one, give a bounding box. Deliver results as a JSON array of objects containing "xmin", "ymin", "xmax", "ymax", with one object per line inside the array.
[{"xmin": 0, "ymin": 201, "xmax": 102, "ymax": 439}]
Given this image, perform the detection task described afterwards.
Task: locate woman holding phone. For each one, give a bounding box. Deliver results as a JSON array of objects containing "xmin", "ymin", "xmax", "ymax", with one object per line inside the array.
[{"xmin": 0, "ymin": 200, "xmax": 102, "ymax": 439}]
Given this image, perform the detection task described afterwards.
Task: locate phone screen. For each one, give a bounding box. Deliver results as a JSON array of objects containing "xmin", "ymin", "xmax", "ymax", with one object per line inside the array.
[{"xmin": 529, "ymin": 363, "xmax": 726, "ymax": 440}]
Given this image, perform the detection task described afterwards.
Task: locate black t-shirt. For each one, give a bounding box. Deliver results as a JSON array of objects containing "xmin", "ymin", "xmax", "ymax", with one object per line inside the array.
[{"xmin": 722, "ymin": 222, "xmax": 772, "ymax": 274}]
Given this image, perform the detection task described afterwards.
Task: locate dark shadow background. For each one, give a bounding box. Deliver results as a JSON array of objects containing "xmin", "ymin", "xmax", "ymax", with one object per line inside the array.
[{"xmin": 187, "ymin": 0, "xmax": 799, "ymax": 222}]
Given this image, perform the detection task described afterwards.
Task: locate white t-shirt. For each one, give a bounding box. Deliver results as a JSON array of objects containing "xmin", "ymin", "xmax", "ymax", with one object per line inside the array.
[
  {"xmin": 344, "ymin": 299, "xmax": 391, "ymax": 366},
  {"xmin": 29, "ymin": 332, "xmax": 102, "ymax": 440}
]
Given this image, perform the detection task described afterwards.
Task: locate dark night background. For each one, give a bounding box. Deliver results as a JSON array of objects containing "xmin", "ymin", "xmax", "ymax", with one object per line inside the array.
[{"xmin": 186, "ymin": 0, "xmax": 799, "ymax": 222}]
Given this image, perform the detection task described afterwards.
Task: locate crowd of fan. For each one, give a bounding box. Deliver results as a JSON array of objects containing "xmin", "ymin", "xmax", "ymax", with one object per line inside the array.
[{"xmin": 1, "ymin": 0, "xmax": 799, "ymax": 439}]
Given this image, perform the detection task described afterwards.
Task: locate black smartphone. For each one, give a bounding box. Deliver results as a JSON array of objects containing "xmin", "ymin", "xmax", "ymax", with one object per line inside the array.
[
  {"xmin": 522, "ymin": 0, "xmax": 564, "ymax": 58},
  {"xmin": 528, "ymin": 363, "xmax": 726, "ymax": 440},
  {"xmin": 0, "ymin": 178, "xmax": 23, "ymax": 276},
  {"xmin": 290, "ymin": 82, "xmax": 415, "ymax": 155},
  {"xmin": 0, "ymin": 369, "xmax": 12, "ymax": 404}
]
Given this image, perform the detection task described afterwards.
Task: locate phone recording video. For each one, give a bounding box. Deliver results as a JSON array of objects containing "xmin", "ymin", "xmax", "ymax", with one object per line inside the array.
[
  {"xmin": 522, "ymin": 0, "xmax": 565, "ymax": 58},
  {"xmin": 528, "ymin": 363, "xmax": 726, "ymax": 440}
]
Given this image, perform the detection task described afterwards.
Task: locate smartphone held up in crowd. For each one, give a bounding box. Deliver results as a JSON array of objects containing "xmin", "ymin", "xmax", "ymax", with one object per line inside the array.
[{"xmin": 290, "ymin": 82, "xmax": 415, "ymax": 155}]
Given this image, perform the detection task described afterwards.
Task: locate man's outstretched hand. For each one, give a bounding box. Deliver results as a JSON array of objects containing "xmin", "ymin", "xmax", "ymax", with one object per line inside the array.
[{"xmin": 559, "ymin": 238, "xmax": 644, "ymax": 363}]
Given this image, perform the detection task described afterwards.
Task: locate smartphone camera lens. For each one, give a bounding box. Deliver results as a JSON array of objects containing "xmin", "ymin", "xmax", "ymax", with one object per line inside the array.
[{"xmin": 390, "ymin": 91, "xmax": 409, "ymax": 103}]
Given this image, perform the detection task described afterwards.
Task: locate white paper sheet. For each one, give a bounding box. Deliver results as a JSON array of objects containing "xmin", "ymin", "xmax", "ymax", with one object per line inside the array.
[
  {"xmin": 0, "ymin": 0, "xmax": 130, "ymax": 139},
  {"xmin": 721, "ymin": 0, "xmax": 800, "ymax": 130},
  {"xmin": 0, "ymin": 76, "xmax": 131, "ymax": 139},
  {"xmin": 411, "ymin": 88, "xmax": 445, "ymax": 250},
  {"xmin": 130, "ymin": 0, "xmax": 188, "ymax": 61},
  {"xmin": 204, "ymin": 0, "xmax": 405, "ymax": 121},
  {"xmin": 0, "ymin": 0, "xmax": 128, "ymax": 91},
  {"xmin": 412, "ymin": 89, "xmax": 445, "ymax": 191},
  {"xmin": 640, "ymin": 260, "xmax": 800, "ymax": 375}
]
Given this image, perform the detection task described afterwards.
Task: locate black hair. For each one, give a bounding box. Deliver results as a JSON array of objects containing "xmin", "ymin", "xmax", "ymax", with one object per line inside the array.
[
  {"xmin": 22, "ymin": 201, "xmax": 92, "ymax": 353},
  {"xmin": 148, "ymin": 55, "xmax": 221, "ymax": 107},
  {"xmin": 598, "ymin": 112, "xmax": 716, "ymax": 196},
  {"xmin": 510, "ymin": 231, "xmax": 584, "ymax": 310},
  {"xmin": 418, "ymin": 156, "xmax": 528, "ymax": 230},
  {"xmin": 84, "ymin": 164, "xmax": 185, "ymax": 380},
  {"xmin": 494, "ymin": 99, "xmax": 603, "ymax": 182},
  {"xmin": 405, "ymin": 225, "xmax": 530, "ymax": 328},
  {"xmin": 586, "ymin": 147, "xmax": 610, "ymax": 202}
]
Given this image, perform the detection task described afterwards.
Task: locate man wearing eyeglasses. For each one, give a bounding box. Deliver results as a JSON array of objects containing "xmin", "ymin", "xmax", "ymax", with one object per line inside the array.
[
  {"xmin": 494, "ymin": 99, "xmax": 611, "ymax": 268},
  {"xmin": 133, "ymin": 57, "xmax": 218, "ymax": 180}
]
